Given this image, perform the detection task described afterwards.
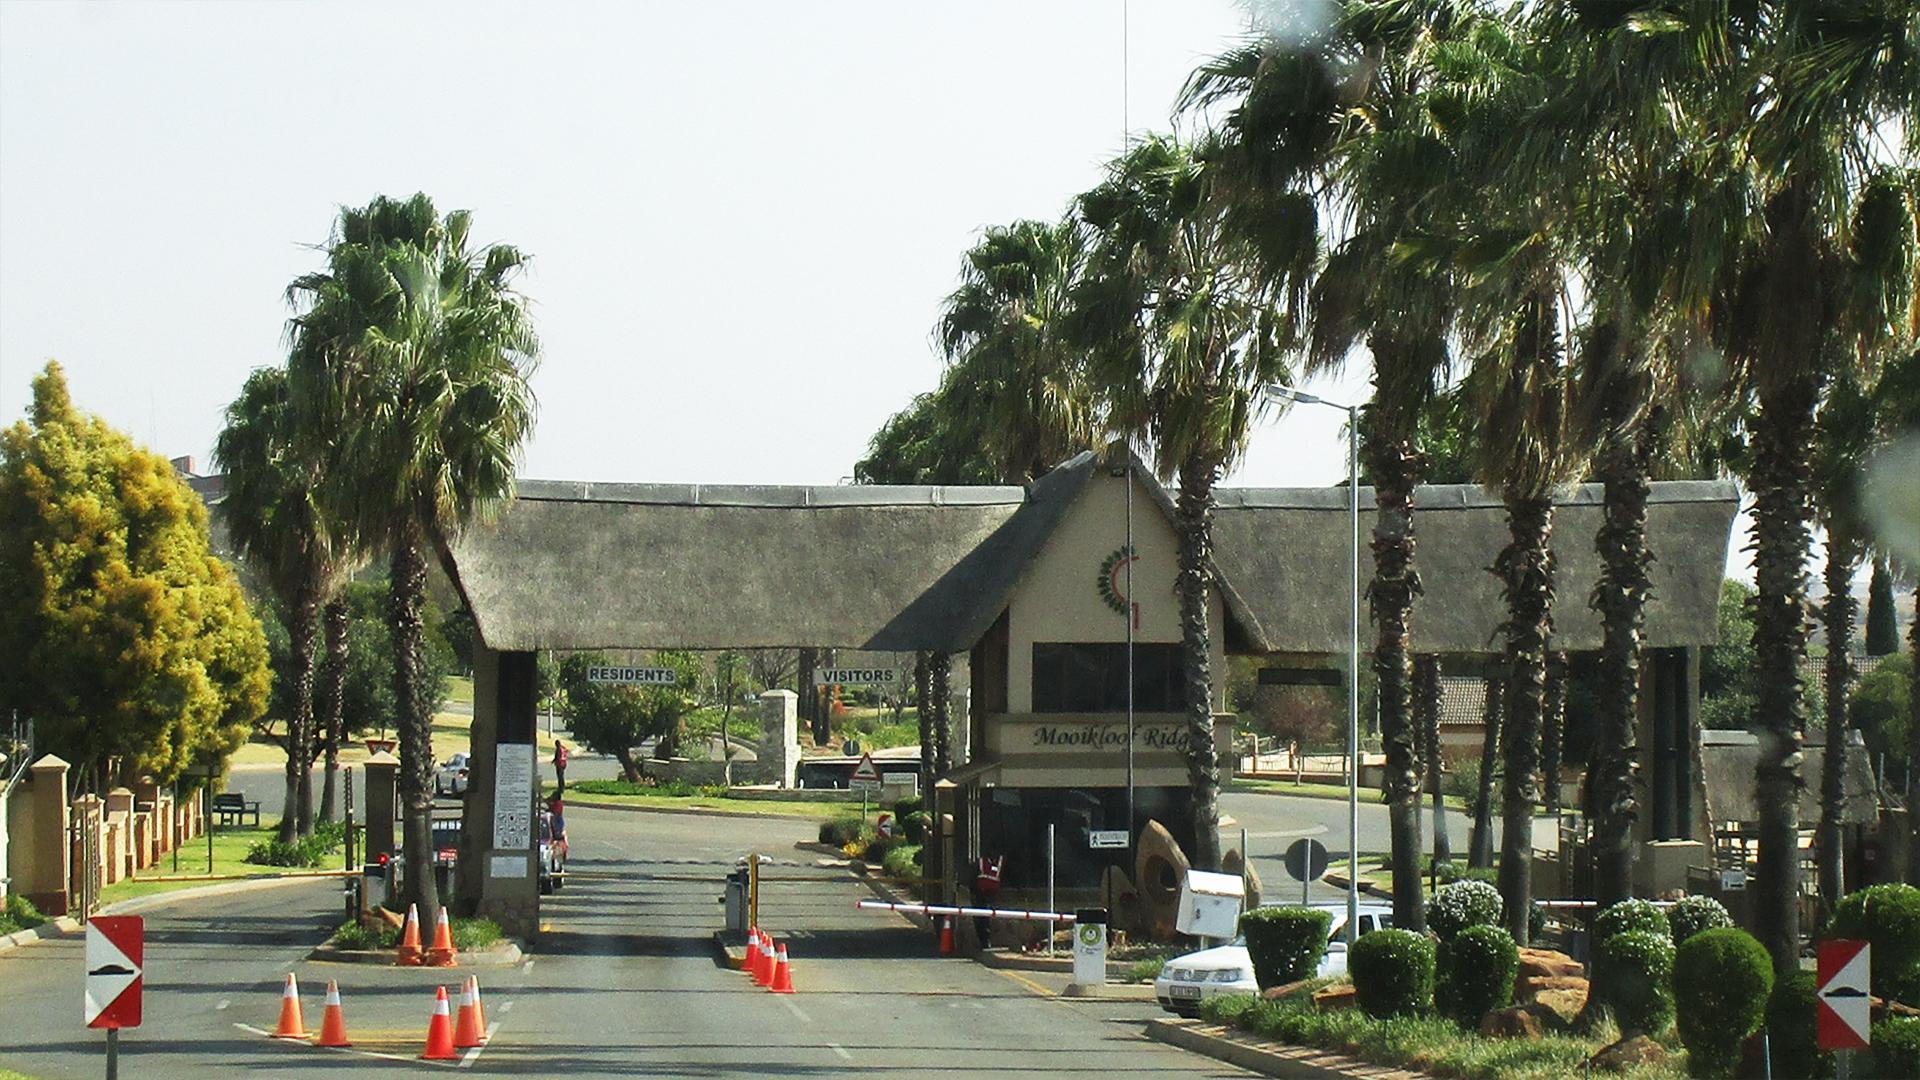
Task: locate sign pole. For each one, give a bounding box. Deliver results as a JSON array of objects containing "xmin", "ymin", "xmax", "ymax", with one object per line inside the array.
[
  {"xmin": 105, "ymin": 1027, "xmax": 117, "ymax": 1080},
  {"xmin": 1047, "ymin": 824, "xmax": 1056, "ymax": 958}
]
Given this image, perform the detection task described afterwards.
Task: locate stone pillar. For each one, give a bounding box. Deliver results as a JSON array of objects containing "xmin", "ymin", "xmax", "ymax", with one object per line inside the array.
[
  {"xmin": 363, "ymin": 751, "xmax": 399, "ymax": 861},
  {"xmin": 8, "ymin": 755, "xmax": 71, "ymax": 914},
  {"xmin": 71, "ymin": 793, "xmax": 101, "ymax": 913},
  {"xmin": 474, "ymin": 647, "xmax": 540, "ymax": 938},
  {"xmin": 105, "ymin": 788, "xmax": 134, "ymax": 880},
  {"xmin": 134, "ymin": 778, "xmax": 168, "ymax": 855},
  {"xmin": 759, "ymin": 690, "xmax": 799, "ymax": 788}
]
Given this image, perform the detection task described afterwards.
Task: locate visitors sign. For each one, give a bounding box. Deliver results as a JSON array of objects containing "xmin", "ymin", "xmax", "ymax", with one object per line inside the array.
[
  {"xmin": 814, "ymin": 668, "xmax": 900, "ymax": 686},
  {"xmin": 85, "ymin": 916, "xmax": 142, "ymax": 1029},
  {"xmin": 1088, "ymin": 829, "xmax": 1130, "ymax": 849},
  {"xmin": 1817, "ymin": 939, "xmax": 1871, "ymax": 1050},
  {"xmin": 586, "ymin": 666, "xmax": 679, "ymax": 685}
]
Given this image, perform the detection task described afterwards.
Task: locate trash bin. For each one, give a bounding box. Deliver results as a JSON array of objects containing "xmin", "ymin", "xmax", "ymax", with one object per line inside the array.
[{"xmin": 723, "ymin": 868, "xmax": 749, "ymax": 933}]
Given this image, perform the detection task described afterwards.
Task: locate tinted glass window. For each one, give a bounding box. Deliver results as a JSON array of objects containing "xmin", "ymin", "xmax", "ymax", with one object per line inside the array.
[{"xmin": 1032, "ymin": 643, "xmax": 1183, "ymax": 712}]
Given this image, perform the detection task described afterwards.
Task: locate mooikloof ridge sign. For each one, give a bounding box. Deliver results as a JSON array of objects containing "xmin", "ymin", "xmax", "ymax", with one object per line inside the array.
[{"xmin": 1028, "ymin": 722, "xmax": 1191, "ymax": 751}]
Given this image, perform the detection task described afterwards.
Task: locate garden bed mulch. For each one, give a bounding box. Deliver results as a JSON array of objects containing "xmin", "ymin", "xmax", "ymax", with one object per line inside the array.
[
  {"xmin": 1146, "ymin": 1017, "xmax": 1430, "ymax": 1080},
  {"xmin": 307, "ymin": 938, "xmax": 525, "ymax": 966}
]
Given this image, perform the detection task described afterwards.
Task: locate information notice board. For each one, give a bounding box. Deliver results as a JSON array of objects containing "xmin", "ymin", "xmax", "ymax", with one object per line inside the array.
[{"xmin": 493, "ymin": 744, "xmax": 533, "ymax": 850}]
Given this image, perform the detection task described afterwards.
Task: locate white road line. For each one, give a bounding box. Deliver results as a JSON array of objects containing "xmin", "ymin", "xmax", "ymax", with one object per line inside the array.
[
  {"xmin": 215, "ymin": 999, "xmax": 230, "ymax": 1011},
  {"xmin": 521, "ymin": 959, "xmax": 535, "ymax": 973},
  {"xmin": 828, "ymin": 1042, "xmax": 852, "ymax": 1060},
  {"xmin": 782, "ymin": 1000, "xmax": 812, "ymax": 1024},
  {"xmin": 233, "ymin": 1021, "xmax": 459, "ymax": 1068},
  {"xmin": 497, "ymin": 1000, "xmax": 514, "ymax": 1013},
  {"xmin": 457, "ymin": 1021, "xmax": 501, "ymax": 1068}
]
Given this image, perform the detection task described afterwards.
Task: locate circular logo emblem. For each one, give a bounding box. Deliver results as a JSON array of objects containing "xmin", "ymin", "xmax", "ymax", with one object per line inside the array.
[
  {"xmin": 1077, "ymin": 924, "xmax": 1102, "ymax": 947},
  {"xmin": 1098, "ymin": 546, "xmax": 1137, "ymax": 615}
]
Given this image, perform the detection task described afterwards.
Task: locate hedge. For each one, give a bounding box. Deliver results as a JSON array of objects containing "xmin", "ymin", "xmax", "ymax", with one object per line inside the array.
[
  {"xmin": 1438, "ymin": 924, "xmax": 1518, "ymax": 1026},
  {"xmin": 1871, "ymin": 1016, "xmax": 1920, "ymax": 1079},
  {"xmin": 1764, "ymin": 970, "xmax": 1832, "ymax": 1080},
  {"xmin": 1667, "ymin": 895, "xmax": 1734, "ymax": 944},
  {"xmin": 1591, "ymin": 929, "xmax": 1675, "ymax": 1036},
  {"xmin": 1350, "ymin": 928, "xmax": 1435, "ymax": 1019},
  {"xmin": 1594, "ymin": 898, "xmax": 1670, "ymax": 945},
  {"xmin": 1828, "ymin": 883, "xmax": 1920, "ymax": 1006},
  {"xmin": 1240, "ymin": 906, "xmax": 1332, "ymax": 989},
  {"xmin": 1428, "ymin": 879, "xmax": 1504, "ymax": 941},
  {"xmin": 1674, "ymin": 927, "xmax": 1772, "ymax": 1078}
]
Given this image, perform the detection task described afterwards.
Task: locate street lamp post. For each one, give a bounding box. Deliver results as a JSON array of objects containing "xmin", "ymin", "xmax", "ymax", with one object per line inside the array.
[{"xmin": 1268, "ymin": 386, "xmax": 1362, "ymax": 945}]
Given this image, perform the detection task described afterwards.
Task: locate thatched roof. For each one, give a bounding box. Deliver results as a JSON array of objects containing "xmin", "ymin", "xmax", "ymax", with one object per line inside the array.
[
  {"xmin": 1213, "ymin": 480, "xmax": 1740, "ymax": 654},
  {"xmin": 1699, "ymin": 730, "xmax": 1879, "ymax": 825},
  {"xmin": 445, "ymin": 457, "xmax": 1737, "ymax": 656}
]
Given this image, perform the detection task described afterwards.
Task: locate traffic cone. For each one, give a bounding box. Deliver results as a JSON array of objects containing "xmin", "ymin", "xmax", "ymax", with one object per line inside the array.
[
  {"xmin": 748, "ymin": 930, "xmax": 767, "ymax": 982},
  {"xmin": 753, "ymin": 936, "xmax": 775, "ymax": 986},
  {"xmin": 938, "ymin": 916, "xmax": 955, "ymax": 956},
  {"xmin": 426, "ymin": 906, "xmax": 459, "ymax": 967},
  {"xmin": 470, "ymin": 975, "xmax": 490, "ymax": 1039},
  {"xmin": 452, "ymin": 977, "xmax": 485, "ymax": 1049},
  {"xmin": 271, "ymin": 973, "xmax": 309, "ymax": 1039},
  {"xmin": 317, "ymin": 980, "xmax": 351, "ymax": 1047},
  {"xmin": 421, "ymin": 985, "xmax": 458, "ymax": 1061},
  {"xmin": 396, "ymin": 903, "xmax": 424, "ymax": 966},
  {"xmin": 769, "ymin": 944, "xmax": 795, "ymax": 994}
]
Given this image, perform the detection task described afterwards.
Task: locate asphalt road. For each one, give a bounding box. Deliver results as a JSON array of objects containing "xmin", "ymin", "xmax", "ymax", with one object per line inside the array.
[{"xmin": 0, "ymin": 806, "xmax": 1248, "ymax": 1079}]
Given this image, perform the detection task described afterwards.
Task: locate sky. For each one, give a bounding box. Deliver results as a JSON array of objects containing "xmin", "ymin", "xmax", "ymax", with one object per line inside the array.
[{"xmin": 0, "ymin": 0, "xmax": 1374, "ymax": 492}]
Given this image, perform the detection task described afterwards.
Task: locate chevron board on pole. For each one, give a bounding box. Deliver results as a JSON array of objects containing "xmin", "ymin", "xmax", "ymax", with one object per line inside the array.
[
  {"xmin": 1817, "ymin": 939, "xmax": 1870, "ymax": 1051},
  {"xmin": 85, "ymin": 916, "xmax": 143, "ymax": 1029}
]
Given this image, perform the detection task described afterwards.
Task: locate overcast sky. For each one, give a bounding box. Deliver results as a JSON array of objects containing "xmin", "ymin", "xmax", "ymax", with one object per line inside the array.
[{"xmin": 0, "ymin": 0, "xmax": 1378, "ymax": 491}]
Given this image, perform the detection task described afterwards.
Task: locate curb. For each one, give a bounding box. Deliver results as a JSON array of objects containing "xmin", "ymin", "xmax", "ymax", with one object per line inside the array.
[
  {"xmin": 1143, "ymin": 1017, "xmax": 1428, "ymax": 1079},
  {"xmin": 0, "ymin": 914, "xmax": 83, "ymax": 953},
  {"xmin": 309, "ymin": 940, "xmax": 525, "ymax": 967},
  {"xmin": 565, "ymin": 798, "xmax": 819, "ymax": 823},
  {"xmin": 713, "ymin": 929, "xmax": 747, "ymax": 969},
  {"xmin": 100, "ymin": 872, "xmax": 344, "ymax": 916}
]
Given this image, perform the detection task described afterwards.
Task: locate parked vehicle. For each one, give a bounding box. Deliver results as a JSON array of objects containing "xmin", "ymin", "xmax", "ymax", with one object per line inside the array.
[
  {"xmin": 1153, "ymin": 902, "xmax": 1394, "ymax": 1016},
  {"xmin": 537, "ymin": 810, "xmax": 567, "ymax": 894},
  {"xmin": 434, "ymin": 753, "xmax": 471, "ymax": 797}
]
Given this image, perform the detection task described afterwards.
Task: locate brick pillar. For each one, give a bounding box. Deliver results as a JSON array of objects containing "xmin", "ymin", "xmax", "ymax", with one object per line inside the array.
[
  {"xmin": 363, "ymin": 752, "xmax": 398, "ymax": 862},
  {"xmin": 9, "ymin": 755, "xmax": 71, "ymax": 914},
  {"xmin": 759, "ymin": 690, "xmax": 799, "ymax": 789}
]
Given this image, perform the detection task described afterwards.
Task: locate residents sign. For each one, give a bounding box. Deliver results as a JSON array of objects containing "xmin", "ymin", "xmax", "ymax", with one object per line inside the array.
[
  {"xmin": 1818, "ymin": 939, "xmax": 1871, "ymax": 1050},
  {"xmin": 85, "ymin": 916, "xmax": 142, "ymax": 1029},
  {"xmin": 814, "ymin": 667, "xmax": 901, "ymax": 686},
  {"xmin": 586, "ymin": 666, "xmax": 679, "ymax": 686}
]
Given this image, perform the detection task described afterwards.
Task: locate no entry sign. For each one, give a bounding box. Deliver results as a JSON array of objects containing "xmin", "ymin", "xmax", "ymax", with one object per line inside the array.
[
  {"xmin": 85, "ymin": 916, "xmax": 143, "ymax": 1029},
  {"xmin": 1817, "ymin": 939, "xmax": 1871, "ymax": 1051}
]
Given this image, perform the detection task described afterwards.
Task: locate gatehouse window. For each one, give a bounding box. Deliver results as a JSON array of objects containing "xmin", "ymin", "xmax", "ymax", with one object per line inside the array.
[{"xmin": 1031, "ymin": 642, "xmax": 1182, "ymax": 712}]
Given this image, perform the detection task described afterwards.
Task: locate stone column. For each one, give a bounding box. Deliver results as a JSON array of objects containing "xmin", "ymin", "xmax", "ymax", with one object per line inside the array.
[
  {"xmin": 759, "ymin": 690, "xmax": 799, "ymax": 788},
  {"xmin": 8, "ymin": 755, "xmax": 70, "ymax": 914},
  {"xmin": 474, "ymin": 647, "xmax": 540, "ymax": 939},
  {"xmin": 105, "ymin": 788, "xmax": 134, "ymax": 880},
  {"xmin": 363, "ymin": 751, "xmax": 399, "ymax": 861}
]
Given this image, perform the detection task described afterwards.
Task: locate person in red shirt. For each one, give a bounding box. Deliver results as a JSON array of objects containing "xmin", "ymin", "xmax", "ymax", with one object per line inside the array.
[{"xmin": 553, "ymin": 741, "xmax": 570, "ymax": 792}]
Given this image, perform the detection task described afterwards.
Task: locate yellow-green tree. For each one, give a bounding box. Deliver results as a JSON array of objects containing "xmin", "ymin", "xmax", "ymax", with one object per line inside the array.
[{"xmin": 0, "ymin": 363, "xmax": 270, "ymax": 789}]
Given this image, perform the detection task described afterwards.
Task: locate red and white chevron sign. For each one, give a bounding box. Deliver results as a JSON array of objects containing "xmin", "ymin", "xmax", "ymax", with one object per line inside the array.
[{"xmin": 1817, "ymin": 939, "xmax": 1870, "ymax": 1051}]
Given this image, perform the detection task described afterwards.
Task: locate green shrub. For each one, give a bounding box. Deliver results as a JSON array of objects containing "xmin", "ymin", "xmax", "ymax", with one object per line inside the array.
[
  {"xmin": 1438, "ymin": 924, "xmax": 1518, "ymax": 1026},
  {"xmin": 892, "ymin": 796, "xmax": 923, "ymax": 819},
  {"xmin": 1349, "ymin": 927, "xmax": 1435, "ymax": 1019},
  {"xmin": 1591, "ymin": 929, "xmax": 1675, "ymax": 1036},
  {"xmin": 1240, "ymin": 906, "xmax": 1333, "ymax": 989},
  {"xmin": 1872, "ymin": 1016, "xmax": 1920, "ymax": 1079},
  {"xmin": 819, "ymin": 816, "xmax": 867, "ymax": 846},
  {"xmin": 245, "ymin": 838, "xmax": 320, "ymax": 867},
  {"xmin": 1429, "ymin": 859, "xmax": 1499, "ymax": 886},
  {"xmin": 330, "ymin": 920, "xmax": 400, "ymax": 950},
  {"xmin": 900, "ymin": 810, "xmax": 932, "ymax": 844},
  {"xmin": 1428, "ymin": 879, "xmax": 1504, "ymax": 941},
  {"xmin": 1828, "ymin": 883, "xmax": 1920, "ymax": 1005},
  {"xmin": 1667, "ymin": 895, "xmax": 1734, "ymax": 944},
  {"xmin": 1594, "ymin": 898, "xmax": 1670, "ymax": 945},
  {"xmin": 0, "ymin": 893, "xmax": 47, "ymax": 934},
  {"xmin": 449, "ymin": 917, "xmax": 503, "ymax": 951},
  {"xmin": 881, "ymin": 843, "xmax": 923, "ymax": 879},
  {"xmin": 1674, "ymin": 927, "xmax": 1772, "ymax": 1078},
  {"xmin": 1764, "ymin": 970, "xmax": 1832, "ymax": 1080},
  {"xmin": 1123, "ymin": 957, "xmax": 1166, "ymax": 984},
  {"xmin": 1199, "ymin": 992, "xmax": 1260, "ymax": 1026}
]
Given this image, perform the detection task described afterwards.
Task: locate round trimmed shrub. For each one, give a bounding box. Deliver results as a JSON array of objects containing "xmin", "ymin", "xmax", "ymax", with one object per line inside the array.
[
  {"xmin": 1667, "ymin": 895, "xmax": 1734, "ymax": 944},
  {"xmin": 1239, "ymin": 905, "xmax": 1333, "ymax": 989},
  {"xmin": 1428, "ymin": 879, "xmax": 1504, "ymax": 941},
  {"xmin": 1827, "ymin": 883, "xmax": 1920, "ymax": 1006},
  {"xmin": 1591, "ymin": 929, "xmax": 1675, "ymax": 1036},
  {"xmin": 1674, "ymin": 927, "xmax": 1773, "ymax": 1078},
  {"xmin": 1764, "ymin": 970, "xmax": 1832, "ymax": 1080},
  {"xmin": 1438, "ymin": 923, "xmax": 1518, "ymax": 1026},
  {"xmin": 1349, "ymin": 927, "xmax": 1436, "ymax": 1019},
  {"xmin": 1872, "ymin": 1016, "xmax": 1920, "ymax": 1080},
  {"xmin": 1594, "ymin": 898, "xmax": 1671, "ymax": 945}
]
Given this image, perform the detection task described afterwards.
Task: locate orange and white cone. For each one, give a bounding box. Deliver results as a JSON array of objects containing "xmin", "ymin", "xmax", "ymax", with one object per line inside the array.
[
  {"xmin": 746, "ymin": 930, "xmax": 765, "ymax": 981},
  {"xmin": 317, "ymin": 980, "xmax": 352, "ymax": 1047},
  {"xmin": 452, "ymin": 977, "xmax": 485, "ymax": 1049},
  {"xmin": 271, "ymin": 973, "xmax": 309, "ymax": 1039},
  {"xmin": 752, "ymin": 936, "xmax": 775, "ymax": 986},
  {"xmin": 426, "ymin": 906, "xmax": 459, "ymax": 967},
  {"xmin": 769, "ymin": 944, "xmax": 795, "ymax": 994},
  {"xmin": 938, "ymin": 916, "xmax": 954, "ymax": 956},
  {"xmin": 470, "ymin": 975, "xmax": 489, "ymax": 1039},
  {"xmin": 396, "ymin": 903, "xmax": 424, "ymax": 967},
  {"xmin": 421, "ymin": 985, "xmax": 458, "ymax": 1061}
]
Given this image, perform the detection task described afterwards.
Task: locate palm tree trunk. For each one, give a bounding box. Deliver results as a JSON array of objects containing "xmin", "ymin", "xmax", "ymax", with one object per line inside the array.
[
  {"xmin": 1592, "ymin": 419, "xmax": 1654, "ymax": 906},
  {"xmin": 1750, "ymin": 374, "xmax": 1819, "ymax": 972},
  {"xmin": 1907, "ymin": 585, "xmax": 1920, "ymax": 886},
  {"xmin": 1175, "ymin": 454, "xmax": 1225, "ymax": 872},
  {"xmin": 1495, "ymin": 494, "xmax": 1554, "ymax": 943},
  {"xmin": 281, "ymin": 583, "xmax": 321, "ymax": 843},
  {"xmin": 1542, "ymin": 652, "xmax": 1566, "ymax": 818},
  {"xmin": 1470, "ymin": 675, "xmax": 1503, "ymax": 869},
  {"xmin": 1364, "ymin": 431, "xmax": 1427, "ymax": 929},
  {"xmin": 1818, "ymin": 530, "xmax": 1860, "ymax": 906},
  {"xmin": 916, "ymin": 652, "xmax": 934, "ymax": 793},
  {"xmin": 1416, "ymin": 655, "xmax": 1451, "ymax": 868},
  {"xmin": 929, "ymin": 653, "xmax": 952, "ymax": 776},
  {"xmin": 317, "ymin": 596, "xmax": 349, "ymax": 824},
  {"xmin": 390, "ymin": 524, "xmax": 439, "ymax": 918}
]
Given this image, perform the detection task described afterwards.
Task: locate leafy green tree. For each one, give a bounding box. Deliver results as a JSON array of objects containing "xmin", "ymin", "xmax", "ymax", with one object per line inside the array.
[
  {"xmin": 558, "ymin": 652, "xmax": 700, "ymax": 780},
  {"xmin": 286, "ymin": 193, "xmax": 539, "ymax": 917},
  {"xmin": 1867, "ymin": 556, "xmax": 1900, "ymax": 656},
  {"xmin": 1852, "ymin": 654, "xmax": 1912, "ymax": 790},
  {"xmin": 0, "ymin": 362, "xmax": 270, "ymax": 789},
  {"xmin": 1072, "ymin": 134, "xmax": 1311, "ymax": 870}
]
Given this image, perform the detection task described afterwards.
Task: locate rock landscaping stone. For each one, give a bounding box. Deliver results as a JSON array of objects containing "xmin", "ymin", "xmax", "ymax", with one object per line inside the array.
[
  {"xmin": 1585, "ymin": 1035, "xmax": 1667, "ymax": 1072},
  {"xmin": 1261, "ymin": 978, "xmax": 1313, "ymax": 1001},
  {"xmin": 1312, "ymin": 983, "xmax": 1357, "ymax": 1011},
  {"xmin": 1478, "ymin": 1006, "xmax": 1545, "ymax": 1040},
  {"xmin": 1530, "ymin": 987, "xmax": 1589, "ymax": 1026},
  {"xmin": 1516, "ymin": 947, "xmax": 1583, "ymax": 980}
]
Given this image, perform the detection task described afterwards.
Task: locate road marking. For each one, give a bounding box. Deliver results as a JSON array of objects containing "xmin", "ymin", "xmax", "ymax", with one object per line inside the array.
[
  {"xmin": 782, "ymin": 1000, "xmax": 812, "ymax": 1024},
  {"xmin": 990, "ymin": 967, "xmax": 1061, "ymax": 1000},
  {"xmin": 497, "ymin": 1000, "xmax": 514, "ymax": 1013},
  {"xmin": 234, "ymin": 1022, "xmax": 459, "ymax": 1067},
  {"xmin": 828, "ymin": 1042, "xmax": 852, "ymax": 1060},
  {"xmin": 215, "ymin": 998, "xmax": 230, "ymax": 1011},
  {"xmin": 457, "ymin": 1021, "xmax": 501, "ymax": 1068},
  {"xmin": 521, "ymin": 959, "xmax": 535, "ymax": 973},
  {"xmin": 1243, "ymin": 826, "xmax": 1328, "ymax": 839}
]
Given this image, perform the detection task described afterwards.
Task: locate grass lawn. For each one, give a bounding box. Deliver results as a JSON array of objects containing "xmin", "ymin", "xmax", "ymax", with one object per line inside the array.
[
  {"xmin": 95, "ymin": 824, "xmax": 348, "ymax": 907},
  {"xmin": 556, "ymin": 780, "xmax": 846, "ymax": 820},
  {"xmin": 227, "ymin": 708, "xmax": 559, "ymax": 769},
  {"xmin": 447, "ymin": 674, "xmax": 474, "ymax": 705}
]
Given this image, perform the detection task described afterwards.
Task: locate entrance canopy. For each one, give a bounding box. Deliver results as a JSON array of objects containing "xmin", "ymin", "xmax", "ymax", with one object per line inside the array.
[{"xmin": 443, "ymin": 449, "xmax": 1740, "ymax": 657}]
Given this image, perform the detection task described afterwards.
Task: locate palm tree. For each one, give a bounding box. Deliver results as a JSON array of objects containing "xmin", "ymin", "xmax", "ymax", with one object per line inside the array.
[
  {"xmin": 287, "ymin": 193, "xmax": 539, "ymax": 917},
  {"xmin": 316, "ymin": 594, "xmax": 350, "ymax": 823},
  {"xmin": 214, "ymin": 366, "xmax": 347, "ymax": 842},
  {"xmin": 1072, "ymin": 134, "xmax": 1311, "ymax": 870},
  {"xmin": 1414, "ymin": 655, "xmax": 1450, "ymax": 867}
]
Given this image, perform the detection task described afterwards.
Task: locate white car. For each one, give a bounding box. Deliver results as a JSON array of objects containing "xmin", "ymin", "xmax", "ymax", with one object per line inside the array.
[
  {"xmin": 1154, "ymin": 902, "xmax": 1394, "ymax": 1016},
  {"xmin": 433, "ymin": 753, "xmax": 471, "ymax": 797}
]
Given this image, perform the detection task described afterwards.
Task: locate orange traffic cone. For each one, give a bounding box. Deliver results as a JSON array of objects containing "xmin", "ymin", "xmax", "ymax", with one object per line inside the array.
[
  {"xmin": 453, "ymin": 977, "xmax": 485, "ymax": 1049},
  {"xmin": 938, "ymin": 916, "xmax": 955, "ymax": 956},
  {"xmin": 470, "ymin": 975, "xmax": 489, "ymax": 1038},
  {"xmin": 272, "ymin": 973, "xmax": 309, "ymax": 1039},
  {"xmin": 746, "ymin": 930, "xmax": 765, "ymax": 981},
  {"xmin": 426, "ymin": 907, "xmax": 459, "ymax": 967},
  {"xmin": 421, "ymin": 985, "xmax": 458, "ymax": 1061},
  {"xmin": 396, "ymin": 903, "xmax": 424, "ymax": 967},
  {"xmin": 757, "ymin": 937, "xmax": 779, "ymax": 986},
  {"xmin": 317, "ymin": 980, "xmax": 351, "ymax": 1047},
  {"xmin": 769, "ymin": 944, "xmax": 795, "ymax": 994}
]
